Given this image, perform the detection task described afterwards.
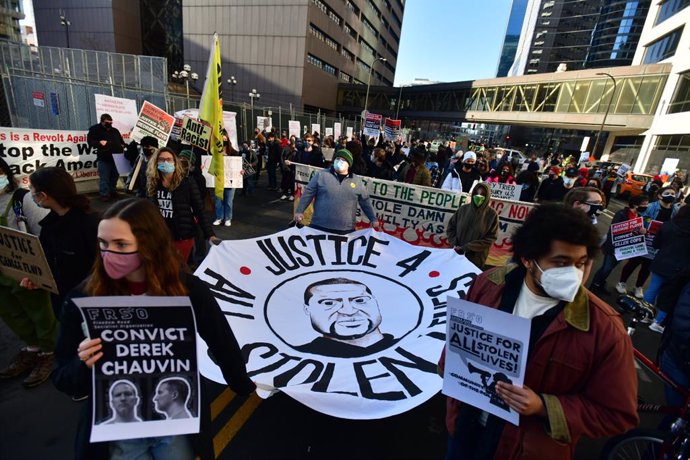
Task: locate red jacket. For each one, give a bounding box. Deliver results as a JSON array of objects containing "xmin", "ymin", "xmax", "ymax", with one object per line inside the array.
[{"xmin": 439, "ymin": 264, "xmax": 638, "ymax": 459}]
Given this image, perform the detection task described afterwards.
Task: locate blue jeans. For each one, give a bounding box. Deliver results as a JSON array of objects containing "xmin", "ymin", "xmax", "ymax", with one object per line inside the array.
[
  {"xmin": 213, "ymin": 188, "xmax": 235, "ymax": 221},
  {"xmin": 109, "ymin": 435, "xmax": 193, "ymax": 460},
  {"xmin": 243, "ymin": 173, "xmax": 256, "ymax": 195},
  {"xmin": 97, "ymin": 160, "xmax": 119, "ymax": 197},
  {"xmin": 645, "ymin": 273, "xmax": 669, "ymax": 322},
  {"xmin": 660, "ymin": 350, "xmax": 690, "ymax": 409},
  {"xmin": 590, "ymin": 253, "xmax": 619, "ymax": 288}
]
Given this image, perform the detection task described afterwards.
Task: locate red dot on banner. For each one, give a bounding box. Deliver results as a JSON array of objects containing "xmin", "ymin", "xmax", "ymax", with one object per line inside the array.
[
  {"xmin": 429, "ymin": 271, "xmax": 440, "ymax": 278},
  {"xmin": 240, "ymin": 266, "xmax": 251, "ymax": 275}
]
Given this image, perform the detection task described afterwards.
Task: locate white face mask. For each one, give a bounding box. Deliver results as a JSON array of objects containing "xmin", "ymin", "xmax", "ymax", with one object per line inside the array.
[
  {"xmin": 534, "ymin": 261, "xmax": 583, "ymax": 302},
  {"xmin": 0, "ymin": 175, "xmax": 8, "ymax": 189},
  {"xmin": 563, "ymin": 177, "xmax": 576, "ymax": 187},
  {"xmin": 334, "ymin": 159, "xmax": 348, "ymax": 173}
]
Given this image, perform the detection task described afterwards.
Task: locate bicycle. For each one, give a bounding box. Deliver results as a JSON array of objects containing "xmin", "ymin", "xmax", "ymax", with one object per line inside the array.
[{"xmin": 601, "ymin": 295, "xmax": 690, "ymax": 460}]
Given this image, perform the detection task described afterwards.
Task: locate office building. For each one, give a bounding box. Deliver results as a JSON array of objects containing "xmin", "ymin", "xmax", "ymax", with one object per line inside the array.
[
  {"xmin": 0, "ymin": 0, "xmax": 24, "ymax": 42},
  {"xmin": 182, "ymin": 0, "xmax": 403, "ymax": 111},
  {"xmin": 496, "ymin": 0, "xmax": 529, "ymax": 77},
  {"xmin": 509, "ymin": 0, "xmax": 650, "ymax": 76}
]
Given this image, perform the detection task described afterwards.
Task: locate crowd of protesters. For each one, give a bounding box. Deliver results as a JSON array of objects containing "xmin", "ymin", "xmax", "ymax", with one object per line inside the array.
[{"xmin": 2, "ymin": 111, "xmax": 690, "ymax": 460}]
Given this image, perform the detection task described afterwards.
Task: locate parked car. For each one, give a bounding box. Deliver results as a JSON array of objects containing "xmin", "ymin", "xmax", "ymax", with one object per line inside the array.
[{"xmin": 617, "ymin": 172, "xmax": 654, "ymax": 198}]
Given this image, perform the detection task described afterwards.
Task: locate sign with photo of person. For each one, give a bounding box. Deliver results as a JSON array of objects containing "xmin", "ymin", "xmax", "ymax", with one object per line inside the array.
[
  {"xmin": 442, "ymin": 296, "xmax": 531, "ymax": 425},
  {"xmin": 129, "ymin": 101, "xmax": 175, "ymax": 146},
  {"xmin": 195, "ymin": 227, "xmax": 481, "ymax": 419},
  {"xmin": 611, "ymin": 217, "xmax": 647, "ymax": 260},
  {"xmin": 74, "ymin": 296, "xmax": 200, "ymax": 442}
]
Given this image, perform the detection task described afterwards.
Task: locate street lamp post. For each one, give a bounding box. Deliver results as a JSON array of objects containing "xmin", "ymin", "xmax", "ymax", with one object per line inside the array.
[
  {"xmin": 363, "ymin": 57, "xmax": 387, "ymax": 117},
  {"xmin": 591, "ymin": 72, "xmax": 617, "ymax": 159},
  {"xmin": 395, "ymin": 84, "xmax": 404, "ymax": 120},
  {"xmin": 227, "ymin": 76, "xmax": 237, "ymax": 102},
  {"xmin": 249, "ymin": 88, "xmax": 260, "ymax": 134},
  {"xmin": 172, "ymin": 64, "xmax": 199, "ymax": 109},
  {"xmin": 59, "ymin": 10, "xmax": 70, "ymax": 48}
]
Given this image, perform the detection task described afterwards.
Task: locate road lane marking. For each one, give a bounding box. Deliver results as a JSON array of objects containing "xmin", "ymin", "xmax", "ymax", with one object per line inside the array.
[
  {"xmin": 213, "ymin": 394, "xmax": 263, "ymax": 458},
  {"xmin": 211, "ymin": 388, "xmax": 236, "ymax": 421}
]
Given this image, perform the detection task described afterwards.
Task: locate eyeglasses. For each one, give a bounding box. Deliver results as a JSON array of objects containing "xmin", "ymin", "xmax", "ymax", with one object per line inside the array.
[
  {"xmin": 157, "ymin": 158, "xmax": 174, "ymax": 164},
  {"xmin": 584, "ymin": 201, "xmax": 603, "ymax": 206}
]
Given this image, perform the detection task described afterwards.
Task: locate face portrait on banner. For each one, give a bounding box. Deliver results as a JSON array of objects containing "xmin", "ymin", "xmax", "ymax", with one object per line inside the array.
[
  {"xmin": 153, "ymin": 377, "xmax": 194, "ymax": 420},
  {"xmin": 195, "ymin": 227, "xmax": 481, "ymax": 419},
  {"xmin": 100, "ymin": 379, "xmax": 143, "ymax": 424}
]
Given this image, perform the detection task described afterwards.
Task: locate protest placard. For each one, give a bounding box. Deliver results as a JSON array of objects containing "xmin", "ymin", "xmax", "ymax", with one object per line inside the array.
[
  {"xmin": 288, "ymin": 120, "xmax": 300, "ymax": 138},
  {"xmin": 200, "ymin": 155, "xmax": 243, "ymax": 188},
  {"xmin": 112, "ymin": 153, "xmax": 132, "ymax": 176},
  {"xmin": 325, "ymin": 127, "xmax": 333, "ymax": 137},
  {"xmin": 346, "ymin": 127, "xmax": 353, "ymax": 139},
  {"xmin": 322, "ymin": 147, "xmax": 335, "ymax": 162},
  {"xmin": 488, "ymin": 182, "xmax": 521, "ymax": 201},
  {"xmin": 363, "ymin": 113, "xmax": 382, "ymax": 138},
  {"xmin": 74, "ymin": 296, "xmax": 199, "ymax": 442},
  {"xmin": 611, "ymin": 217, "xmax": 647, "ymax": 260},
  {"xmin": 180, "ymin": 116, "xmax": 212, "ymax": 151},
  {"xmin": 257, "ymin": 116, "xmax": 272, "ymax": 132},
  {"xmin": 173, "ymin": 109, "xmax": 238, "ymax": 151},
  {"xmin": 384, "ymin": 118, "xmax": 401, "ymax": 141},
  {"xmin": 311, "ymin": 124, "xmax": 321, "ymax": 136},
  {"xmin": 617, "ymin": 163, "xmax": 631, "ymax": 177},
  {"xmin": 0, "ymin": 226, "xmax": 58, "ymax": 294},
  {"xmin": 333, "ymin": 122, "xmax": 342, "ymax": 139},
  {"xmin": 661, "ymin": 158, "xmax": 679, "ymax": 175},
  {"xmin": 0, "ymin": 127, "xmax": 97, "ymax": 183},
  {"xmin": 442, "ymin": 296, "xmax": 531, "ymax": 425},
  {"xmin": 95, "ymin": 94, "xmax": 138, "ymax": 141},
  {"xmin": 643, "ymin": 220, "xmax": 663, "ymax": 260},
  {"xmin": 130, "ymin": 101, "xmax": 175, "ymax": 146},
  {"xmin": 196, "ymin": 227, "xmax": 481, "ymax": 418}
]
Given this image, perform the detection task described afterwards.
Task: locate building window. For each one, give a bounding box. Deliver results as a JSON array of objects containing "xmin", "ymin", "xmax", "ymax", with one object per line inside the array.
[
  {"xmin": 362, "ymin": 16, "xmax": 378, "ymax": 36},
  {"xmin": 344, "ymin": 23, "xmax": 357, "ymax": 39},
  {"xmin": 341, "ymin": 47, "xmax": 355, "ymax": 62},
  {"xmin": 359, "ymin": 37, "xmax": 375, "ymax": 56},
  {"xmin": 310, "ymin": 23, "xmax": 340, "ymax": 51},
  {"xmin": 346, "ymin": 0, "xmax": 359, "ymax": 14},
  {"xmin": 357, "ymin": 59, "xmax": 371, "ymax": 73},
  {"xmin": 655, "ymin": 0, "xmax": 690, "ymax": 25},
  {"xmin": 324, "ymin": 63, "xmax": 337, "ymax": 75},
  {"xmin": 647, "ymin": 135, "xmax": 690, "ymax": 175},
  {"xmin": 340, "ymin": 71, "xmax": 352, "ymax": 83},
  {"xmin": 307, "ymin": 53, "xmax": 337, "ymax": 77},
  {"xmin": 312, "ymin": 0, "xmax": 341, "ymax": 26},
  {"xmin": 642, "ymin": 27, "xmax": 683, "ymax": 63},
  {"xmin": 669, "ymin": 72, "xmax": 690, "ymax": 114}
]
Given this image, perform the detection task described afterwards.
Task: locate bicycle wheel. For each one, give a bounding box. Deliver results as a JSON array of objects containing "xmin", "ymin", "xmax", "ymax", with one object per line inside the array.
[{"xmin": 601, "ymin": 429, "xmax": 665, "ymax": 460}]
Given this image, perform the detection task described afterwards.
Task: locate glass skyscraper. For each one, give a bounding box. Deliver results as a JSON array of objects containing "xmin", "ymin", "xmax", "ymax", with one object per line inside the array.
[{"xmin": 496, "ymin": 0, "xmax": 529, "ymax": 77}]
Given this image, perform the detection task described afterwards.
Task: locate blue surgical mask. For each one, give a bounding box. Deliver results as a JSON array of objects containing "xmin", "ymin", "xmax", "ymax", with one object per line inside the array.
[
  {"xmin": 334, "ymin": 159, "xmax": 348, "ymax": 173},
  {"xmin": 0, "ymin": 175, "xmax": 8, "ymax": 189},
  {"xmin": 157, "ymin": 162, "xmax": 175, "ymax": 174}
]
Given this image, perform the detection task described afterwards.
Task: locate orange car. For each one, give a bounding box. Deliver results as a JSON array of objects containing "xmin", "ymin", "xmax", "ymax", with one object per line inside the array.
[{"xmin": 617, "ymin": 172, "xmax": 654, "ymax": 198}]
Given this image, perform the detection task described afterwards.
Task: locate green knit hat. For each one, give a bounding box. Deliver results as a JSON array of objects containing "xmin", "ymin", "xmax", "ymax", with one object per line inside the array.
[{"xmin": 334, "ymin": 148, "xmax": 353, "ymax": 166}]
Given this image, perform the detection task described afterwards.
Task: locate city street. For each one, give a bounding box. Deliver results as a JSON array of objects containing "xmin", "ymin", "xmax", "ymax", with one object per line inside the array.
[{"xmin": 0, "ymin": 180, "xmax": 667, "ymax": 460}]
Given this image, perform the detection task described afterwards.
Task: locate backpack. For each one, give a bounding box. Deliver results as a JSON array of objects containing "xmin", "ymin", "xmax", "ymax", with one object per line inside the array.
[{"xmin": 0, "ymin": 188, "xmax": 29, "ymax": 228}]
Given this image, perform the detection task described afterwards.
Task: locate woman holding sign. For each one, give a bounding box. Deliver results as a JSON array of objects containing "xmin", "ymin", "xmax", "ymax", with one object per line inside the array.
[
  {"xmin": 146, "ymin": 148, "xmax": 216, "ymax": 263},
  {"xmin": 0, "ymin": 159, "xmax": 55, "ymax": 388},
  {"xmin": 52, "ymin": 198, "xmax": 255, "ymax": 460}
]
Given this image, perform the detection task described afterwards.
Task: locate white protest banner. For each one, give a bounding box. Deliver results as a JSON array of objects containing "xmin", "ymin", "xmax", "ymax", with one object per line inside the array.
[
  {"xmin": 334, "ymin": 122, "xmax": 342, "ymax": 139},
  {"xmin": 612, "ymin": 217, "xmax": 647, "ymax": 260},
  {"xmin": 643, "ymin": 220, "xmax": 663, "ymax": 260},
  {"xmin": 95, "ymin": 94, "xmax": 138, "ymax": 141},
  {"xmin": 173, "ymin": 109, "xmax": 238, "ymax": 151},
  {"xmin": 112, "ymin": 153, "xmax": 132, "ymax": 176},
  {"xmin": 488, "ymin": 182, "xmax": 521, "ymax": 201},
  {"xmin": 442, "ymin": 296, "xmax": 531, "ymax": 425},
  {"xmin": 364, "ymin": 112, "xmax": 382, "ymax": 138},
  {"xmin": 661, "ymin": 158, "xmax": 679, "ymax": 175},
  {"xmin": 130, "ymin": 101, "xmax": 175, "ymax": 146},
  {"xmin": 74, "ymin": 296, "xmax": 199, "ymax": 442},
  {"xmin": 325, "ymin": 127, "xmax": 333, "ymax": 137},
  {"xmin": 384, "ymin": 118, "xmax": 401, "ymax": 141},
  {"xmin": 200, "ymin": 155, "xmax": 243, "ymax": 188},
  {"xmin": 257, "ymin": 116, "xmax": 272, "ymax": 132},
  {"xmin": 617, "ymin": 163, "xmax": 631, "ymax": 177},
  {"xmin": 180, "ymin": 116, "xmax": 213, "ymax": 151},
  {"xmin": 288, "ymin": 121, "xmax": 301, "ymax": 138},
  {"xmin": 0, "ymin": 226, "xmax": 58, "ymax": 294},
  {"xmin": 579, "ymin": 136, "xmax": 590, "ymax": 152},
  {"xmin": 294, "ymin": 164, "xmax": 535, "ymax": 266},
  {"xmin": 310, "ymin": 124, "xmax": 321, "ymax": 136},
  {"xmin": 579, "ymin": 151, "xmax": 590, "ymax": 163},
  {"xmin": 0, "ymin": 127, "xmax": 97, "ymax": 183},
  {"xmin": 195, "ymin": 227, "xmax": 481, "ymax": 418},
  {"xmin": 346, "ymin": 126, "xmax": 353, "ymax": 139}
]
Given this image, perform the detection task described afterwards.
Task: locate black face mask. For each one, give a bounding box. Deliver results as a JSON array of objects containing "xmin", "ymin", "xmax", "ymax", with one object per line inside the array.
[
  {"xmin": 462, "ymin": 162, "xmax": 473, "ymax": 170},
  {"xmin": 587, "ymin": 204, "xmax": 603, "ymax": 217},
  {"xmin": 661, "ymin": 195, "xmax": 675, "ymax": 204},
  {"xmin": 637, "ymin": 206, "xmax": 648, "ymax": 213},
  {"xmin": 500, "ymin": 170, "xmax": 508, "ymax": 176}
]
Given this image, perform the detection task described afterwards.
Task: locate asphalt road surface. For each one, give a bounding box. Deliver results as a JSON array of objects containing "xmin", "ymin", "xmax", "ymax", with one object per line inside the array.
[{"xmin": 0, "ymin": 179, "xmax": 667, "ymax": 460}]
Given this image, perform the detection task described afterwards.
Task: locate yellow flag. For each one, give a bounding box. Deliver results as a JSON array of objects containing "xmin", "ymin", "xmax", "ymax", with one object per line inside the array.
[{"xmin": 199, "ymin": 33, "xmax": 224, "ymax": 199}]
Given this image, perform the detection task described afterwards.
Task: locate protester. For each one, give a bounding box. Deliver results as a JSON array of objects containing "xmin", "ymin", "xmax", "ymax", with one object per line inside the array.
[
  {"xmin": 516, "ymin": 170, "xmax": 540, "ymax": 203},
  {"xmin": 487, "ymin": 162, "xmax": 516, "ymax": 184},
  {"xmin": 240, "ymin": 142, "xmax": 258, "ymax": 197},
  {"xmin": 398, "ymin": 150, "xmax": 432, "ymax": 187},
  {"xmin": 601, "ymin": 169, "xmax": 619, "ymax": 207},
  {"xmin": 563, "ymin": 186, "xmax": 605, "ymax": 224},
  {"xmin": 446, "ymin": 183, "xmax": 499, "ymax": 269},
  {"xmin": 441, "ymin": 151, "xmax": 481, "ymax": 193},
  {"xmin": 212, "ymin": 133, "xmax": 241, "ymax": 227},
  {"xmin": 535, "ymin": 166, "xmax": 562, "ymax": 201},
  {"xmin": 575, "ymin": 166, "xmax": 590, "ymax": 187},
  {"xmin": 52, "ymin": 198, "xmax": 255, "ymax": 460},
  {"xmin": 266, "ymin": 132, "xmax": 281, "ymax": 191},
  {"xmin": 27, "ymin": 167, "xmax": 99, "ymax": 316},
  {"xmin": 646, "ymin": 205, "xmax": 690, "ymax": 333},
  {"xmin": 367, "ymin": 147, "xmax": 395, "ymax": 180},
  {"xmin": 294, "ymin": 149, "xmax": 379, "ymax": 234},
  {"xmin": 280, "ymin": 136, "xmax": 296, "ymax": 201},
  {"xmin": 439, "ymin": 203, "xmax": 638, "ymax": 460},
  {"xmin": 125, "ymin": 136, "xmax": 159, "ymax": 198},
  {"xmin": 293, "ymin": 134, "xmax": 325, "ymax": 168},
  {"xmin": 146, "ymin": 147, "xmax": 216, "ymax": 263},
  {"xmin": 87, "ymin": 113, "xmax": 125, "ymax": 202},
  {"xmin": 590, "ymin": 195, "xmax": 649, "ymax": 293},
  {"xmin": 0, "ymin": 158, "xmax": 55, "ymax": 388},
  {"xmin": 537, "ymin": 166, "xmax": 577, "ymax": 202},
  {"xmin": 254, "ymin": 128, "xmax": 266, "ymax": 181}
]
